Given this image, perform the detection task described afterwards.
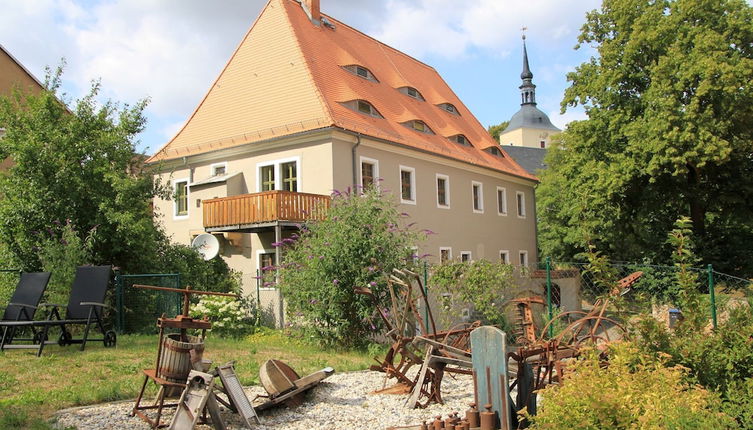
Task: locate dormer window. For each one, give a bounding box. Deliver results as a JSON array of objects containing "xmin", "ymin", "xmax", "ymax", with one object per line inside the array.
[
  {"xmin": 485, "ymin": 147, "xmax": 504, "ymax": 157},
  {"xmin": 402, "ymin": 120, "xmax": 434, "ymax": 134},
  {"xmin": 342, "ymin": 100, "xmax": 383, "ymax": 118},
  {"xmin": 343, "ymin": 64, "xmax": 378, "ymax": 82},
  {"xmin": 448, "ymin": 134, "xmax": 471, "ymax": 146},
  {"xmin": 437, "ymin": 103, "xmax": 459, "ymax": 115},
  {"xmin": 398, "ymin": 86, "xmax": 425, "ymax": 101}
]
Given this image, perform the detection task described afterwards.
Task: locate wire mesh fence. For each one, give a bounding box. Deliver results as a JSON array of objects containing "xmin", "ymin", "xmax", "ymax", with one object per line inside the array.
[{"xmin": 114, "ymin": 273, "xmax": 181, "ymax": 334}]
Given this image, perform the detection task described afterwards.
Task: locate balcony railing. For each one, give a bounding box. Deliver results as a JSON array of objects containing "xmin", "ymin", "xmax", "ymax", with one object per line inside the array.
[{"xmin": 203, "ymin": 190, "xmax": 330, "ymax": 229}]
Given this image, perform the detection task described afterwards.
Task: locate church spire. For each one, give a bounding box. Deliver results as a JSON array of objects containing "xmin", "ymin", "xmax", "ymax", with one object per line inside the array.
[{"xmin": 519, "ymin": 31, "xmax": 536, "ymax": 106}]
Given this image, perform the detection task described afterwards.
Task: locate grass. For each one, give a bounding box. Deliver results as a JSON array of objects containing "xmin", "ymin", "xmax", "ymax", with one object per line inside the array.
[{"xmin": 0, "ymin": 328, "xmax": 379, "ymax": 429}]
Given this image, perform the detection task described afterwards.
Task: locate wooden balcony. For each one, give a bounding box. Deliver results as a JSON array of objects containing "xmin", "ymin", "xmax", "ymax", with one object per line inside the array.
[{"xmin": 203, "ymin": 190, "xmax": 330, "ymax": 232}]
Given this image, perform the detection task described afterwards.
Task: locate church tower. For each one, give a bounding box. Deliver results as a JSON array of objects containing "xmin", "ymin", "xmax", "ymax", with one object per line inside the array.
[{"xmin": 499, "ymin": 35, "xmax": 560, "ymax": 149}]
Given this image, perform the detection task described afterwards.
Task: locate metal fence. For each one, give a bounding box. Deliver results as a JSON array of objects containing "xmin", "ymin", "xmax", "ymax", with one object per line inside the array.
[{"xmin": 114, "ymin": 273, "xmax": 181, "ymax": 334}]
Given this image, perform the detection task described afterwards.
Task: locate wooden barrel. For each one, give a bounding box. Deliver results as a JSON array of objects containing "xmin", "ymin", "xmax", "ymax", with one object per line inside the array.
[{"xmin": 158, "ymin": 334, "xmax": 204, "ymax": 384}]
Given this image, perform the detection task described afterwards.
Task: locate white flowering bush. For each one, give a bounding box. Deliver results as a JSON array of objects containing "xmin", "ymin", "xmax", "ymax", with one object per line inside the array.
[{"xmin": 190, "ymin": 295, "xmax": 256, "ymax": 338}]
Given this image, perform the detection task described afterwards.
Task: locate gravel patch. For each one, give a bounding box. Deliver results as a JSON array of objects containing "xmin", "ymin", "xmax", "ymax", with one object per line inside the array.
[{"xmin": 54, "ymin": 370, "xmax": 475, "ymax": 430}]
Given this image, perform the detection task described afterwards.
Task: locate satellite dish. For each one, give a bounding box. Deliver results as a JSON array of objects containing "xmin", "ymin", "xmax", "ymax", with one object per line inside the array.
[{"xmin": 191, "ymin": 233, "xmax": 220, "ymax": 260}]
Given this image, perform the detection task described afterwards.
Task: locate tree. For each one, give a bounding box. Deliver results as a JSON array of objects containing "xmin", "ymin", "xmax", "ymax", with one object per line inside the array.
[
  {"xmin": 487, "ymin": 120, "xmax": 509, "ymax": 141},
  {"xmin": 275, "ymin": 186, "xmax": 425, "ymax": 348},
  {"xmin": 0, "ymin": 66, "xmax": 163, "ymax": 272},
  {"xmin": 537, "ymin": 0, "xmax": 753, "ymax": 275}
]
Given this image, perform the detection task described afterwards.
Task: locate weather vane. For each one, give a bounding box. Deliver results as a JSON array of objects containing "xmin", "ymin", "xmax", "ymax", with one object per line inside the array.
[{"xmin": 521, "ymin": 26, "xmax": 528, "ymax": 40}]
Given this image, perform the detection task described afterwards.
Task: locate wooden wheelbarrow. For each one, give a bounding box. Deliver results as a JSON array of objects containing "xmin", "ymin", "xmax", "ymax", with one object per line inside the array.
[{"xmin": 255, "ymin": 359, "xmax": 334, "ymax": 410}]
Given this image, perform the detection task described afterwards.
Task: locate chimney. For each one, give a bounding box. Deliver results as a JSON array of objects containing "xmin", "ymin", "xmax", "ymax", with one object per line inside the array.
[{"xmin": 302, "ymin": 0, "xmax": 321, "ymax": 23}]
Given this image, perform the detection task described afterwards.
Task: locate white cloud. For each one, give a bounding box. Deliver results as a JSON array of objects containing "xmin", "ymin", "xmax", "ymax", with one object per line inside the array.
[
  {"xmin": 372, "ymin": 0, "xmax": 601, "ymax": 59},
  {"xmin": 549, "ymin": 108, "xmax": 588, "ymax": 130}
]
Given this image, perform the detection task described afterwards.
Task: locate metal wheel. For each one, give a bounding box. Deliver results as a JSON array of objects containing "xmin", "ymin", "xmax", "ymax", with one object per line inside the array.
[
  {"xmin": 104, "ymin": 330, "xmax": 117, "ymax": 347},
  {"xmin": 58, "ymin": 330, "xmax": 72, "ymax": 346},
  {"xmin": 32, "ymin": 331, "xmax": 48, "ymax": 344}
]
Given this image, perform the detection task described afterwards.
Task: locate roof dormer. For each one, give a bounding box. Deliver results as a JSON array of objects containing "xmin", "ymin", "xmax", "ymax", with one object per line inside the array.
[
  {"xmin": 398, "ymin": 86, "xmax": 425, "ymax": 101},
  {"xmin": 437, "ymin": 103, "xmax": 460, "ymax": 115},
  {"xmin": 343, "ymin": 64, "xmax": 378, "ymax": 82},
  {"xmin": 448, "ymin": 134, "xmax": 471, "ymax": 146},
  {"xmin": 401, "ymin": 120, "xmax": 434, "ymax": 134},
  {"xmin": 341, "ymin": 99, "xmax": 383, "ymax": 118},
  {"xmin": 484, "ymin": 146, "xmax": 505, "ymax": 157}
]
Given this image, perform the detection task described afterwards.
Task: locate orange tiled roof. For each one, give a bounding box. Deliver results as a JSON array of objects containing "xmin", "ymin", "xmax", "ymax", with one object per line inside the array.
[{"xmin": 148, "ymin": 0, "xmax": 536, "ymax": 181}]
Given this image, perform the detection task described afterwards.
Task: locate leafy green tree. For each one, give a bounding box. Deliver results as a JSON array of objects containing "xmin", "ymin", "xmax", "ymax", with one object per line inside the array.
[
  {"xmin": 537, "ymin": 0, "xmax": 753, "ymax": 275},
  {"xmin": 0, "ymin": 66, "xmax": 162, "ymax": 272},
  {"xmin": 487, "ymin": 120, "xmax": 509, "ymax": 141},
  {"xmin": 275, "ymin": 186, "xmax": 424, "ymax": 348}
]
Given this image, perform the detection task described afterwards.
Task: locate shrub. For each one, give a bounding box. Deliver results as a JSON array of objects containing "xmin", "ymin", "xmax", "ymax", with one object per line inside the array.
[
  {"xmin": 430, "ymin": 259, "xmax": 514, "ymax": 328},
  {"xmin": 527, "ymin": 342, "xmax": 736, "ymax": 429},
  {"xmin": 190, "ymin": 295, "xmax": 256, "ymax": 338},
  {"xmin": 275, "ymin": 186, "xmax": 424, "ymax": 349},
  {"xmin": 36, "ymin": 221, "xmax": 95, "ymax": 305}
]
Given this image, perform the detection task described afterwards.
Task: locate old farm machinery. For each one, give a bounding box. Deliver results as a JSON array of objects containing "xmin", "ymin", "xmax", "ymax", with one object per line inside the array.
[{"xmin": 365, "ymin": 268, "xmax": 643, "ymax": 415}]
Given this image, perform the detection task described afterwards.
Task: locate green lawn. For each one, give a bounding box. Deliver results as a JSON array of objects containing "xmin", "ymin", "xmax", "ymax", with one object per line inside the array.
[{"xmin": 0, "ymin": 329, "xmax": 378, "ymax": 429}]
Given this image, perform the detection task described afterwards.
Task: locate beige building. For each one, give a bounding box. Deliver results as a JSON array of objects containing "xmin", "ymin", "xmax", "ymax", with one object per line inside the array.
[
  {"xmin": 149, "ymin": 0, "xmax": 539, "ymax": 323},
  {"xmin": 0, "ymin": 44, "xmax": 45, "ymax": 164}
]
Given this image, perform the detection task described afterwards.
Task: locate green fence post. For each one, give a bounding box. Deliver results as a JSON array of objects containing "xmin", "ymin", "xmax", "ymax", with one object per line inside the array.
[
  {"xmin": 423, "ymin": 260, "xmax": 430, "ymax": 335},
  {"xmin": 546, "ymin": 257, "xmax": 553, "ymax": 338},
  {"xmin": 708, "ymin": 264, "xmax": 717, "ymax": 330},
  {"xmin": 256, "ymin": 269, "xmax": 262, "ymax": 326},
  {"xmin": 115, "ymin": 273, "xmax": 123, "ymax": 334},
  {"xmin": 175, "ymin": 273, "xmax": 182, "ymax": 316}
]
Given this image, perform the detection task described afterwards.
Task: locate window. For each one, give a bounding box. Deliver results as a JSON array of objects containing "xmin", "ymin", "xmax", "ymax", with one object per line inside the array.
[
  {"xmin": 349, "ymin": 100, "xmax": 383, "ymax": 118},
  {"xmin": 400, "ymin": 166, "xmax": 416, "ymax": 204},
  {"xmin": 448, "ymin": 134, "xmax": 471, "ymax": 146},
  {"xmin": 402, "ymin": 120, "xmax": 434, "ymax": 134},
  {"xmin": 540, "ymin": 140, "xmax": 546, "ymax": 149},
  {"xmin": 519, "ymin": 251, "xmax": 528, "ymax": 267},
  {"xmin": 258, "ymin": 250, "xmax": 277, "ymax": 290},
  {"xmin": 257, "ymin": 157, "xmax": 301, "ymax": 192},
  {"xmin": 485, "ymin": 147, "xmax": 504, "ymax": 157},
  {"xmin": 398, "ymin": 86, "xmax": 425, "ymax": 101},
  {"xmin": 516, "ymin": 191, "xmax": 526, "ymax": 217},
  {"xmin": 359, "ymin": 157, "xmax": 379, "ymax": 189},
  {"xmin": 173, "ymin": 179, "xmax": 189, "ymax": 218},
  {"xmin": 436, "ymin": 174, "xmax": 450, "ymax": 208},
  {"xmin": 460, "ymin": 251, "xmax": 472, "ymax": 262},
  {"xmin": 343, "ymin": 64, "xmax": 378, "ymax": 82},
  {"xmin": 437, "ymin": 103, "xmax": 459, "ymax": 115},
  {"xmin": 261, "ymin": 165, "xmax": 275, "ymax": 191},
  {"xmin": 499, "ymin": 250, "xmax": 510, "ymax": 264},
  {"xmin": 211, "ymin": 162, "xmax": 227, "ymax": 176},
  {"xmin": 497, "ymin": 187, "xmax": 507, "ymax": 215},
  {"xmin": 281, "ymin": 161, "xmax": 297, "ymax": 192},
  {"xmin": 472, "ymin": 181, "xmax": 483, "ymax": 213},
  {"xmin": 439, "ymin": 247, "xmax": 452, "ymax": 263}
]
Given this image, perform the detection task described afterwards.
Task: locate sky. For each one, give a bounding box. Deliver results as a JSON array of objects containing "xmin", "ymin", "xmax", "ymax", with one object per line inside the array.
[{"xmin": 0, "ymin": 0, "xmax": 601, "ymax": 155}]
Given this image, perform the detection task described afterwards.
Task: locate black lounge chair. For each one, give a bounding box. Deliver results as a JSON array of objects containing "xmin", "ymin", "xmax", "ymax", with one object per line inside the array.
[
  {"xmin": 0, "ymin": 272, "xmax": 52, "ymax": 348},
  {"xmin": 1, "ymin": 265, "xmax": 116, "ymax": 356}
]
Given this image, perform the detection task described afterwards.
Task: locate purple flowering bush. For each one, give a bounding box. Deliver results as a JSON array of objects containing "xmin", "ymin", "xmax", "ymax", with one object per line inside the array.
[{"xmin": 275, "ymin": 186, "xmax": 424, "ymax": 348}]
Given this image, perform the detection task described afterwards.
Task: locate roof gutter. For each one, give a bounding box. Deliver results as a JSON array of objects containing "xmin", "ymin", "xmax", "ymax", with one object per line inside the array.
[{"xmin": 351, "ymin": 133, "xmax": 362, "ymax": 187}]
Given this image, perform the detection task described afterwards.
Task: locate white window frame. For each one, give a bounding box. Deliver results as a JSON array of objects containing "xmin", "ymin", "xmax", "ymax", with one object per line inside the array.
[
  {"xmin": 399, "ymin": 165, "xmax": 416, "ymax": 205},
  {"xmin": 439, "ymin": 247, "xmax": 452, "ymax": 263},
  {"xmin": 500, "ymin": 250, "xmax": 510, "ymax": 264},
  {"xmin": 516, "ymin": 191, "xmax": 526, "ymax": 218},
  {"xmin": 256, "ymin": 156, "xmax": 301, "ymax": 192},
  {"xmin": 472, "ymin": 181, "xmax": 484, "ymax": 213},
  {"xmin": 257, "ymin": 249, "xmax": 278, "ymax": 291},
  {"xmin": 359, "ymin": 156, "xmax": 380, "ymax": 189},
  {"xmin": 519, "ymin": 250, "xmax": 528, "ymax": 267},
  {"xmin": 436, "ymin": 173, "xmax": 450, "ymax": 209},
  {"xmin": 210, "ymin": 161, "xmax": 228, "ymax": 177},
  {"xmin": 497, "ymin": 186, "xmax": 508, "ymax": 216},
  {"xmin": 460, "ymin": 251, "xmax": 472, "ymax": 262},
  {"xmin": 172, "ymin": 177, "xmax": 189, "ymax": 220}
]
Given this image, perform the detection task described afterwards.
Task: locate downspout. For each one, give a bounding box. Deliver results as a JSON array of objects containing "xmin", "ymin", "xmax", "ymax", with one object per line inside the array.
[{"xmin": 351, "ymin": 133, "xmax": 362, "ymax": 187}]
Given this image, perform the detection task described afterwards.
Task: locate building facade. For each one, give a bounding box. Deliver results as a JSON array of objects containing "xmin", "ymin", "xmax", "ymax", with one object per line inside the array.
[{"xmin": 149, "ymin": 0, "xmax": 539, "ymax": 323}]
